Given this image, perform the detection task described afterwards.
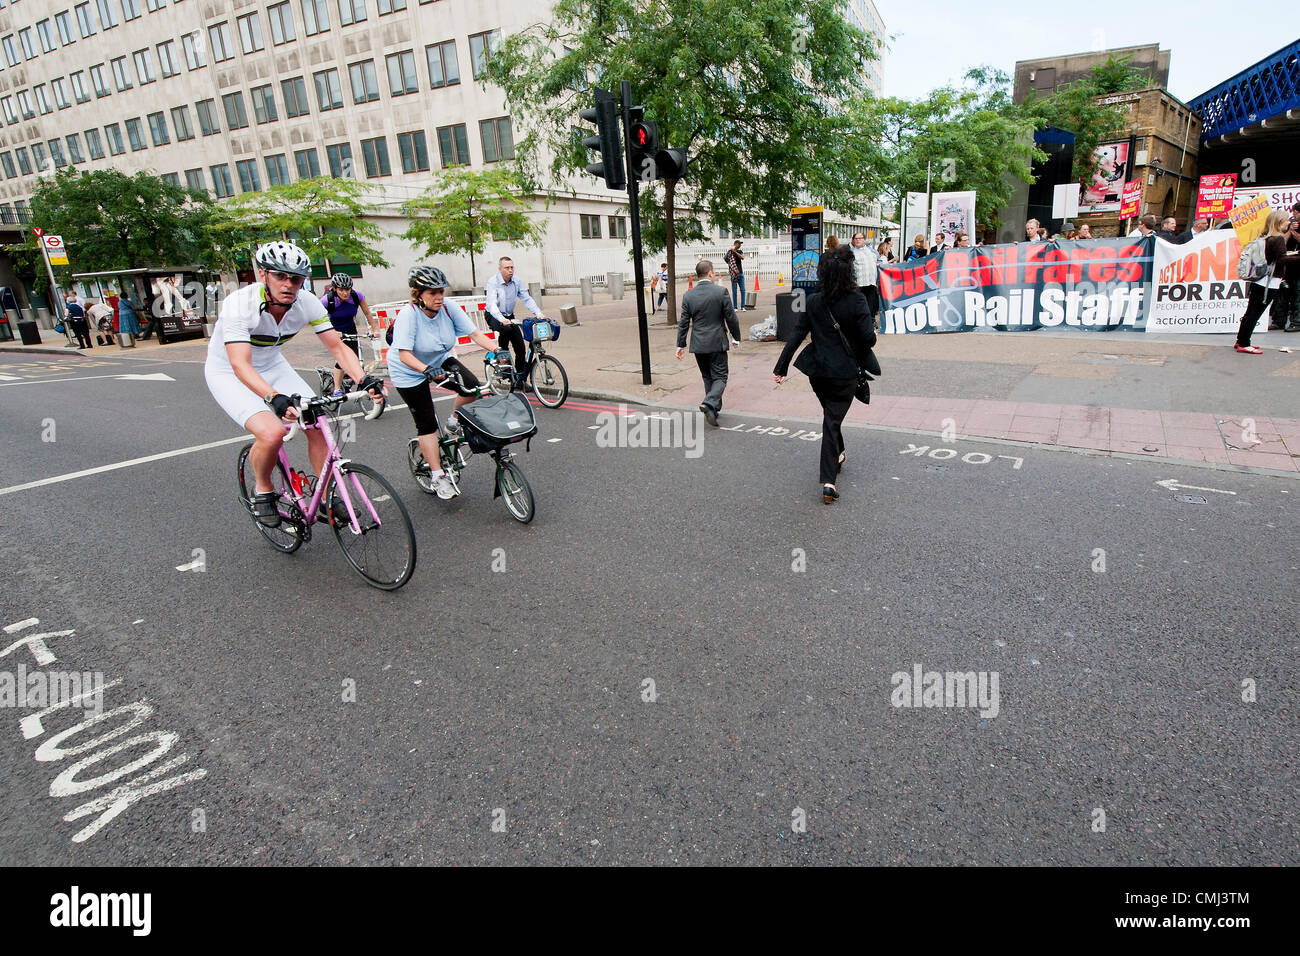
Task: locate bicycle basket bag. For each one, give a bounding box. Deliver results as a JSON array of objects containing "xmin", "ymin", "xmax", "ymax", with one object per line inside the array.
[
  {"xmin": 458, "ymin": 392, "xmax": 538, "ymax": 453},
  {"xmin": 522, "ymin": 318, "xmax": 560, "ymax": 342}
]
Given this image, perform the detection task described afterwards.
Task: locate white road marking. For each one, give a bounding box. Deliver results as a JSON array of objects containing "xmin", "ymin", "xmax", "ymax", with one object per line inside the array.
[
  {"xmin": 0, "ymin": 373, "xmax": 21, "ymax": 381},
  {"xmin": 175, "ymin": 559, "xmax": 204, "ymax": 572},
  {"xmin": 1155, "ymin": 478, "xmax": 1236, "ymax": 496},
  {"xmin": 547, "ymin": 438, "xmax": 563, "ymax": 443},
  {"xmin": 0, "ymin": 372, "xmax": 175, "ymax": 388}
]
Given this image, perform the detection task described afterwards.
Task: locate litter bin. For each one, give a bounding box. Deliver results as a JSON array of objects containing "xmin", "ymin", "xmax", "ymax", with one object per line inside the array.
[
  {"xmin": 559, "ymin": 304, "xmax": 579, "ymax": 326},
  {"xmin": 745, "ymin": 291, "xmax": 758, "ymax": 310},
  {"xmin": 17, "ymin": 320, "xmax": 41, "ymax": 345},
  {"xmin": 775, "ymin": 292, "xmax": 799, "ymax": 341}
]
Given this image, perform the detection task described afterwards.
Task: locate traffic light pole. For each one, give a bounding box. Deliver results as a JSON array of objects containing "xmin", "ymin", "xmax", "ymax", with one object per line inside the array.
[{"xmin": 620, "ymin": 80, "xmax": 652, "ymax": 386}]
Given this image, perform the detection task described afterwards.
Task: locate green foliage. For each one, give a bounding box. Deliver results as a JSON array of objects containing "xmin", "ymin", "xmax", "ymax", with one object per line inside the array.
[
  {"xmin": 206, "ymin": 176, "xmax": 390, "ymax": 270},
  {"xmin": 400, "ymin": 166, "xmax": 545, "ymax": 288},
  {"xmin": 28, "ymin": 167, "xmax": 217, "ymax": 273}
]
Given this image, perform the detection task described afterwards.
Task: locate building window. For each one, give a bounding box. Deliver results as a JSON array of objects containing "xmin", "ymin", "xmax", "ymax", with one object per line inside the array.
[
  {"xmin": 75, "ymin": 4, "xmax": 97, "ymax": 38},
  {"xmin": 237, "ymin": 13, "xmax": 264, "ymax": 54},
  {"xmin": 479, "ymin": 117, "xmax": 514, "ymax": 163},
  {"xmin": 125, "ymin": 117, "xmax": 146, "ymax": 151},
  {"xmin": 251, "ymin": 84, "xmax": 278, "ymax": 123},
  {"xmin": 386, "ymin": 51, "xmax": 417, "ymax": 96},
  {"xmin": 294, "ymin": 148, "xmax": 320, "ymax": 178},
  {"xmin": 326, "ymin": 142, "xmax": 353, "ymax": 178},
  {"xmin": 397, "ymin": 130, "xmax": 428, "ymax": 172},
  {"xmin": 160, "ymin": 172, "xmax": 180, "ymax": 187},
  {"xmin": 211, "ymin": 164, "xmax": 234, "ymax": 197},
  {"xmin": 70, "ymin": 71, "xmax": 91, "ymax": 103},
  {"xmin": 32, "ymin": 143, "xmax": 50, "ymax": 172},
  {"xmin": 222, "ymin": 92, "xmax": 249, "ymax": 130},
  {"xmin": 337, "ymin": 0, "xmax": 366, "ymax": 25},
  {"xmin": 16, "ymin": 148, "xmax": 32, "ymax": 175},
  {"xmin": 52, "ymin": 78, "xmax": 71, "ymax": 110},
  {"xmin": 436, "ymin": 124, "xmax": 469, "ymax": 167},
  {"xmin": 111, "ymin": 56, "xmax": 132, "ymax": 91},
  {"xmin": 609, "ymin": 216, "xmax": 627, "ymax": 239},
  {"xmin": 95, "ymin": 0, "xmax": 119, "ymax": 29},
  {"xmin": 34, "ymin": 85, "xmax": 53, "ymax": 115},
  {"xmin": 90, "ymin": 64, "xmax": 110, "ymax": 96},
  {"xmin": 157, "ymin": 40, "xmax": 178, "ymax": 78},
  {"xmin": 66, "ymin": 134, "xmax": 86, "ymax": 164},
  {"xmin": 580, "ymin": 214, "xmax": 601, "ymax": 239},
  {"xmin": 104, "ymin": 124, "xmax": 125, "ymax": 155},
  {"xmin": 0, "ymin": 98, "xmax": 14, "ymax": 124},
  {"xmin": 425, "ymin": 40, "xmax": 459, "ymax": 88},
  {"xmin": 84, "ymin": 128, "xmax": 104, "ymax": 159},
  {"xmin": 1, "ymin": 36, "xmax": 17, "ymax": 68},
  {"xmin": 147, "ymin": 111, "xmax": 169, "ymax": 145},
  {"xmin": 0, "ymin": 206, "xmax": 14, "ymax": 225},
  {"xmin": 171, "ymin": 106, "xmax": 194, "ymax": 140},
  {"xmin": 468, "ymin": 30, "xmax": 500, "ymax": 79},
  {"xmin": 37, "ymin": 20, "xmax": 57, "ymax": 53},
  {"xmin": 182, "ymin": 32, "xmax": 206, "ymax": 69},
  {"xmin": 236, "ymin": 159, "xmax": 261, "ymax": 193},
  {"xmin": 133, "ymin": 48, "xmax": 155, "ymax": 84},
  {"xmin": 313, "ymin": 69, "xmax": 343, "ymax": 110},
  {"xmin": 49, "ymin": 139, "xmax": 68, "ymax": 168},
  {"xmin": 377, "ymin": 0, "xmax": 406, "ymax": 13},
  {"xmin": 121, "ymin": 0, "xmax": 142, "ymax": 21},
  {"xmin": 16, "ymin": 91, "xmax": 35, "ymax": 119},
  {"xmin": 184, "ymin": 168, "xmax": 204, "ymax": 192},
  {"xmin": 196, "ymin": 98, "xmax": 220, "ymax": 135},
  {"xmin": 208, "ymin": 22, "xmax": 234, "ymax": 63},
  {"xmin": 349, "ymin": 61, "xmax": 378, "ymax": 103},
  {"xmin": 281, "ymin": 77, "xmax": 309, "ymax": 117},
  {"xmin": 360, "ymin": 136, "xmax": 390, "ymax": 177},
  {"xmin": 146, "ymin": 0, "xmax": 165, "ymax": 10},
  {"xmin": 55, "ymin": 12, "xmax": 77, "ymax": 45},
  {"xmin": 19, "ymin": 28, "xmax": 37, "ymax": 60},
  {"xmin": 268, "ymin": 3, "xmax": 296, "ymax": 45},
  {"xmin": 302, "ymin": 0, "xmax": 329, "ymax": 35},
  {"xmin": 265, "ymin": 153, "xmax": 290, "ymax": 186},
  {"xmin": 0, "ymin": 153, "xmax": 14, "ymax": 177}
]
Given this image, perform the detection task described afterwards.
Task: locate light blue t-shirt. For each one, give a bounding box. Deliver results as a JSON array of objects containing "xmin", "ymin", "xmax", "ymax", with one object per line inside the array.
[{"xmin": 386, "ymin": 301, "xmax": 476, "ymax": 388}]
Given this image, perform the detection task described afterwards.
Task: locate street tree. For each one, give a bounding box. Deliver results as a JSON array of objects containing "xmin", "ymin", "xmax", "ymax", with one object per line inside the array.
[
  {"xmin": 400, "ymin": 166, "xmax": 545, "ymax": 290},
  {"xmin": 486, "ymin": 0, "xmax": 880, "ymax": 324},
  {"xmin": 206, "ymin": 176, "xmax": 390, "ymax": 272}
]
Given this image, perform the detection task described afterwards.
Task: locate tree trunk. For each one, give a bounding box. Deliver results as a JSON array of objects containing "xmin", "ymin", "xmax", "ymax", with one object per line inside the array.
[{"xmin": 664, "ymin": 177, "xmax": 678, "ymax": 327}]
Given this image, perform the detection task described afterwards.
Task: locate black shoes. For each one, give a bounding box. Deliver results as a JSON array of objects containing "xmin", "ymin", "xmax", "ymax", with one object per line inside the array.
[
  {"xmin": 822, "ymin": 484, "xmax": 839, "ymax": 505},
  {"xmin": 700, "ymin": 404, "xmax": 718, "ymax": 427}
]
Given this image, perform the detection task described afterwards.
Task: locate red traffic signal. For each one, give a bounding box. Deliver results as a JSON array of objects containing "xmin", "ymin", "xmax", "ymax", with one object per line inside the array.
[{"xmin": 630, "ymin": 121, "xmax": 658, "ymax": 152}]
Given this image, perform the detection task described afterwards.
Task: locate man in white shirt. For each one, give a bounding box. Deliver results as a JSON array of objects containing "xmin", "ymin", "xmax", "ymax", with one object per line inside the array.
[
  {"xmin": 1128, "ymin": 214, "xmax": 1157, "ymax": 238},
  {"xmin": 485, "ymin": 256, "xmax": 546, "ymax": 373}
]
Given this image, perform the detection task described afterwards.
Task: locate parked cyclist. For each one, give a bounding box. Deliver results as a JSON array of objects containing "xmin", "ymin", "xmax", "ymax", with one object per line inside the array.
[
  {"xmin": 485, "ymin": 256, "xmax": 546, "ymax": 376},
  {"xmin": 321, "ymin": 273, "xmax": 381, "ymax": 396},
  {"xmin": 389, "ymin": 266, "xmax": 497, "ymax": 499},
  {"xmin": 205, "ymin": 241, "xmax": 383, "ymax": 526}
]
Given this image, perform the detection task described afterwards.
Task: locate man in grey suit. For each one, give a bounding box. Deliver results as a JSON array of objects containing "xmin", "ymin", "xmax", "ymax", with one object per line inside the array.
[{"xmin": 676, "ymin": 259, "xmax": 741, "ymax": 427}]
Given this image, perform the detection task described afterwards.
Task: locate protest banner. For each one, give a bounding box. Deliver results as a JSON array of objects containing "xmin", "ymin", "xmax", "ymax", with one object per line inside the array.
[
  {"xmin": 1228, "ymin": 193, "xmax": 1273, "ymax": 246},
  {"xmin": 1195, "ymin": 173, "xmax": 1238, "ymax": 220},
  {"xmin": 1147, "ymin": 229, "xmax": 1250, "ymax": 334}
]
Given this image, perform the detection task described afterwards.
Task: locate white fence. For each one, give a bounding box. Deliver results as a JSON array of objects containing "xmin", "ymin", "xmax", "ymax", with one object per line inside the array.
[{"xmin": 541, "ymin": 244, "xmax": 793, "ymax": 288}]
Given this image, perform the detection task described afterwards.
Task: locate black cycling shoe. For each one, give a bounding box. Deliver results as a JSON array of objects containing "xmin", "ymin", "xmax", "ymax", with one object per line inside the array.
[{"xmin": 251, "ymin": 491, "xmax": 282, "ymax": 527}]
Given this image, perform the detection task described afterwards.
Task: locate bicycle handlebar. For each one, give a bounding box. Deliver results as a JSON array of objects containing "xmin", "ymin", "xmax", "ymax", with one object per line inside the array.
[
  {"xmin": 427, "ymin": 369, "xmax": 487, "ymax": 399},
  {"xmin": 281, "ymin": 389, "xmax": 376, "ymax": 440}
]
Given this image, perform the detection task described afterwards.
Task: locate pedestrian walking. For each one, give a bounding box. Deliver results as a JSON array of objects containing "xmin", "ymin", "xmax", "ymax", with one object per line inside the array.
[
  {"xmin": 850, "ymin": 231, "xmax": 879, "ymax": 317},
  {"xmin": 772, "ymin": 246, "xmax": 877, "ymax": 504},
  {"xmin": 650, "ymin": 262, "xmax": 669, "ymax": 314},
  {"xmin": 64, "ymin": 291, "xmax": 92, "ymax": 349},
  {"xmin": 1234, "ymin": 210, "xmax": 1290, "ymax": 354},
  {"xmin": 676, "ymin": 259, "xmax": 741, "ymax": 427},
  {"xmin": 723, "ymin": 240, "xmax": 746, "ymax": 311},
  {"xmin": 1269, "ymin": 204, "xmax": 1300, "ymax": 332},
  {"xmin": 116, "ymin": 291, "xmax": 141, "ymax": 339}
]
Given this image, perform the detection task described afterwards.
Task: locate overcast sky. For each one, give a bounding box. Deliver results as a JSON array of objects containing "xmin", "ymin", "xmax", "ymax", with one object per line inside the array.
[{"xmin": 875, "ymin": 1, "xmax": 1293, "ymax": 104}]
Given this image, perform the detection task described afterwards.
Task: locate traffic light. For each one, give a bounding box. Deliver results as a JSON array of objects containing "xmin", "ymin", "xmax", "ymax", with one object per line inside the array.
[
  {"xmin": 579, "ymin": 88, "xmax": 625, "ymax": 191},
  {"xmin": 654, "ymin": 147, "xmax": 688, "ymax": 181},
  {"xmin": 627, "ymin": 106, "xmax": 659, "ymax": 182}
]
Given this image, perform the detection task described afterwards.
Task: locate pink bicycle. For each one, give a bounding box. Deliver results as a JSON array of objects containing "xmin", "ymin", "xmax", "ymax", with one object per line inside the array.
[{"xmin": 236, "ymin": 389, "xmax": 417, "ymax": 590}]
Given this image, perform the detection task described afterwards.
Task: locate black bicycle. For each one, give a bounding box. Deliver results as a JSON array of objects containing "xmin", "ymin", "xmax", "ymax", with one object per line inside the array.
[
  {"xmin": 315, "ymin": 333, "xmax": 386, "ymax": 420},
  {"xmin": 484, "ymin": 318, "xmax": 568, "ymax": 408}
]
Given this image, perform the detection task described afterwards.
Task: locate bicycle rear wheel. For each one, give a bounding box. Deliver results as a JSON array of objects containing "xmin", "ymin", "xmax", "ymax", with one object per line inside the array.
[
  {"xmin": 496, "ymin": 459, "xmax": 535, "ymax": 524},
  {"xmin": 236, "ymin": 443, "xmax": 305, "ymax": 553},
  {"xmin": 530, "ymin": 354, "xmax": 568, "ymax": 408},
  {"xmin": 407, "ymin": 437, "xmax": 438, "ymax": 494},
  {"xmin": 330, "ymin": 463, "xmax": 417, "ymax": 589}
]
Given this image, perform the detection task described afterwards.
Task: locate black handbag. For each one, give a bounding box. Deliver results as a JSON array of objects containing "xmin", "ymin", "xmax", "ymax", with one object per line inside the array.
[{"xmin": 824, "ymin": 302, "xmax": 879, "ymax": 405}]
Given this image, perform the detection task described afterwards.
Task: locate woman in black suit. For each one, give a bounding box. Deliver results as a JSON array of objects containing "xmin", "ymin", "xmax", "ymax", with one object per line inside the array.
[{"xmin": 772, "ymin": 245, "xmax": 877, "ymax": 504}]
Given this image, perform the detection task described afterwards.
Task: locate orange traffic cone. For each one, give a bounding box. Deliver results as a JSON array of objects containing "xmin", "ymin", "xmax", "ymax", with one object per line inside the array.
[
  {"xmin": 753, "ymin": 274, "xmax": 760, "ymax": 293},
  {"xmin": 688, "ymin": 275, "xmax": 694, "ymax": 290}
]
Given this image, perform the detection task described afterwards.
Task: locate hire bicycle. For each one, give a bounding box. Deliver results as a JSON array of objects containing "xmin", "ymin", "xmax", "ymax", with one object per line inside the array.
[
  {"xmin": 237, "ymin": 389, "xmax": 417, "ymax": 589},
  {"xmin": 315, "ymin": 333, "xmax": 386, "ymax": 421},
  {"xmin": 406, "ymin": 364, "xmax": 537, "ymax": 524},
  {"xmin": 483, "ymin": 317, "xmax": 568, "ymax": 408}
]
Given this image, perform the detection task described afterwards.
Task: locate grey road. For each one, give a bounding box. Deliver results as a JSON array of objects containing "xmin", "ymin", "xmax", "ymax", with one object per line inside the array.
[{"xmin": 0, "ymin": 350, "xmax": 1295, "ymax": 865}]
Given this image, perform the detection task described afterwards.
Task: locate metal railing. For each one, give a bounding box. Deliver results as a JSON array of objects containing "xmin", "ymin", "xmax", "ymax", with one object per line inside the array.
[{"xmin": 1189, "ymin": 40, "xmax": 1300, "ymax": 141}]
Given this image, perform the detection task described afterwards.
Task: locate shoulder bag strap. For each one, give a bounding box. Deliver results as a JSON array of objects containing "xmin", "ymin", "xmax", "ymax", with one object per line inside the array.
[{"xmin": 822, "ymin": 298, "xmax": 858, "ymax": 366}]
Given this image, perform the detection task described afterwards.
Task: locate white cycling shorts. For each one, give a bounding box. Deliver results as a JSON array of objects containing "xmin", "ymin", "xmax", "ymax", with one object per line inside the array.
[{"xmin": 205, "ymin": 355, "xmax": 316, "ymax": 428}]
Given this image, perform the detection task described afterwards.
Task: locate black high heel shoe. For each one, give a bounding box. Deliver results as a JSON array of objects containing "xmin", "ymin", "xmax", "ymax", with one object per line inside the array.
[{"xmin": 822, "ymin": 484, "xmax": 839, "ymax": 504}]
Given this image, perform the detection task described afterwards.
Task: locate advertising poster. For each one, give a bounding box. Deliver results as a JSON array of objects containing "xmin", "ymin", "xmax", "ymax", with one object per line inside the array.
[
  {"xmin": 1119, "ymin": 181, "xmax": 1143, "ymax": 220},
  {"xmin": 1195, "ymin": 173, "xmax": 1238, "ymax": 220},
  {"xmin": 1079, "ymin": 141, "xmax": 1130, "ymax": 213},
  {"xmin": 930, "ymin": 191, "xmax": 976, "ymax": 241},
  {"xmin": 1148, "ymin": 230, "xmax": 1250, "ymax": 334},
  {"xmin": 905, "ymin": 191, "xmax": 929, "ymax": 247},
  {"xmin": 1228, "ymin": 193, "xmax": 1273, "ymax": 246}
]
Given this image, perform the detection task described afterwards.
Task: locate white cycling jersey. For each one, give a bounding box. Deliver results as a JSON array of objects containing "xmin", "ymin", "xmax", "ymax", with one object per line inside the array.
[{"xmin": 206, "ymin": 282, "xmax": 333, "ymax": 371}]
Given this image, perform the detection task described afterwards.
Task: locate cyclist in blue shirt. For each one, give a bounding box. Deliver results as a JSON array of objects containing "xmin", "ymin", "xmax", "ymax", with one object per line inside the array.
[{"xmin": 388, "ymin": 266, "xmax": 497, "ymax": 498}]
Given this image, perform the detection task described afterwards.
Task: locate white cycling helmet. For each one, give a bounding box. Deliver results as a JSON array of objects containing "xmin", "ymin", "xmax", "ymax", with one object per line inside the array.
[{"xmin": 254, "ymin": 240, "xmax": 312, "ymax": 277}]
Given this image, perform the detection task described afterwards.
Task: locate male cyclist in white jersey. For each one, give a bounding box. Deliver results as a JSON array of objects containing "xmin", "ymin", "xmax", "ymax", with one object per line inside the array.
[{"xmin": 205, "ymin": 240, "xmax": 384, "ymax": 526}]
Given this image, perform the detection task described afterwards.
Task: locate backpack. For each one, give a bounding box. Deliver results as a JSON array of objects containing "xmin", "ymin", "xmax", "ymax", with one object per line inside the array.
[{"xmin": 1237, "ymin": 237, "xmax": 1268, "ymax": 281}]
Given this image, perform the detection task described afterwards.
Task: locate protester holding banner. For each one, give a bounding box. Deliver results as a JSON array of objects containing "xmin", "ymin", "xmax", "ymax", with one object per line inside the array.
[
  {"xmin": 1235, "ymin": 211, "xmax": 1290, "ymax": 354},
  {"xmin": 1271, "ymin": 203, "xmax": 1300, "ymax": 332},
  {"xmin": 771, "ymin": 246, "xmax": 877, "ymax": 505}
]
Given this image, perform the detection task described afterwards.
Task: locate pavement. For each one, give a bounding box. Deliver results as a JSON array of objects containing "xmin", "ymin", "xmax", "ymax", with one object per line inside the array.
[{"xmin": 5, "ymin": 287, "xmax": 1298, "ymax": 475}]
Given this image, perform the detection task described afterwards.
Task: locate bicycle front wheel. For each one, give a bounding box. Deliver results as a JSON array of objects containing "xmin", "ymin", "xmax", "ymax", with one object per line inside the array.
[
  {"xmin": 329, "ymin": 463, "xmax": 417, "ymax": 589},
  {"xmin": 530, "ymin": 354, "xmax": 568, "ymax": 408},
  {"xmin": 236, "ymin": 442, "xmax": 305, "ymax": 553},
  {"xmin": 496, "ymin": 459, "xmax": 535, "ymax": 524}
]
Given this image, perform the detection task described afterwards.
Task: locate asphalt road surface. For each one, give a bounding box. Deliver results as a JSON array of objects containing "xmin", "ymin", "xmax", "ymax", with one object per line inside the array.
[{"xmin": 0, "ymin": 350, "xmax": 1295, "ymax": 865}]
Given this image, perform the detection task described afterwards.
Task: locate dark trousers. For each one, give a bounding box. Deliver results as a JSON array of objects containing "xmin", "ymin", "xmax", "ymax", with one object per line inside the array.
[
  {"xmin": 1270, "ymin": 282, "xmax": 1300, "ymax": 329},
  {"xmin": 860, "ymin": 285, "xmax": 881, "ymax": 329},
  {"xmin": 1236, "ymin": 284, "xmax": 1276, "ymax": 346},
  {"xmin": 695, "ymin": 351, "xmax": 728, "ymax": 414},
  {"xmin": 810, "ymin": 376, "xmax": 856, "ymax": 485},
  {"xmin": 69, "ymin": 318, "xmax": 92, "ymax": 349},
  {"xmin": 487, "ymin": 314, "xmax": 527, "ymax": 371}
]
